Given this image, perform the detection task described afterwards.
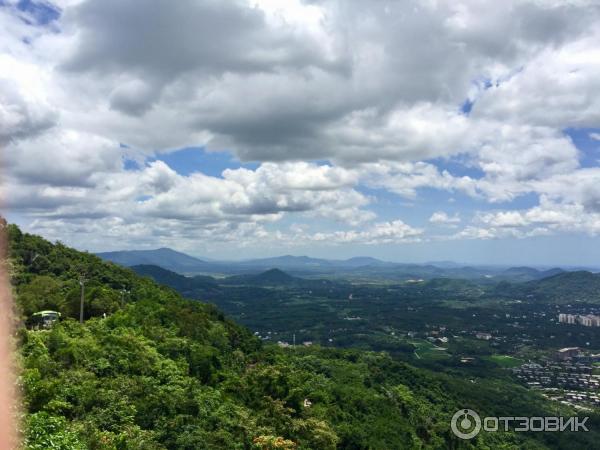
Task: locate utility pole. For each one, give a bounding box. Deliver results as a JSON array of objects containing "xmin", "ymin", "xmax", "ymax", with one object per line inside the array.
[
  {"xmin": 293, "ymin": 333, "xmax": 296, "ymax": 348},
  {"xmin": 120, "ymin": 288, "xmax": 130, "ymax": 308},
  {"xmin": 79, "ymin": 276, "xmax": 86, "ymax": 324}
]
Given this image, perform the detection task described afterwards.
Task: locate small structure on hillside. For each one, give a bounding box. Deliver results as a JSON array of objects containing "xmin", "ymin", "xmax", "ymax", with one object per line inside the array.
[{"xmin": 28, "ymin": 310, "xmax": 61, "ymax": 330}]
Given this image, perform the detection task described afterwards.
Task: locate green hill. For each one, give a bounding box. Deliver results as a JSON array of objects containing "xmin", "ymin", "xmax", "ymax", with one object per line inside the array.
[
  {"xmin": 7, "ymin": 224, "xmax": 599, "ymax": 449},
  {"xmin": 527, "ymin": 271, "xmax": 600, "ymax": 302},
  {"xmin": 493, "ymin": 271, "xmax": 600, "ymax": 303},
  {"xmin": 131, "ymin": 264, "xmax": 220, "ymax": 298}
]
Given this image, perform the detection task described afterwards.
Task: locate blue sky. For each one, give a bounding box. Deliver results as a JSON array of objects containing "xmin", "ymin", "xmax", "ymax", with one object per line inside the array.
[
  {"xmin": 3, "ymin": 0, "xmax": 600, "ymax": 266},
  {"xmin": 146, "ymin": 148, "xmax": 259, "ymax": 177}
]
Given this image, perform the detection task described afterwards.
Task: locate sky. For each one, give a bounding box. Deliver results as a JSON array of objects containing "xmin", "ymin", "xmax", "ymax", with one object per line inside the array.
[{"xmin": 2, "ymin": 0, "xmax": 600, "ymax": 266}]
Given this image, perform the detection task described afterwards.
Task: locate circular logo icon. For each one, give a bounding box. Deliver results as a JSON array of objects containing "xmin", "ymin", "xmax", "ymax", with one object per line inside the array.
[{"xmin": 451, "ymin": 409, "xmax": 481, "ymax": 439}]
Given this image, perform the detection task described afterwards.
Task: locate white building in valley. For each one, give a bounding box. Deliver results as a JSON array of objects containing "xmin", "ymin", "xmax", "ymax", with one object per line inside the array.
[{"xmin": 558, "ymin": 313, "xmax": 600, "ymax": 327}]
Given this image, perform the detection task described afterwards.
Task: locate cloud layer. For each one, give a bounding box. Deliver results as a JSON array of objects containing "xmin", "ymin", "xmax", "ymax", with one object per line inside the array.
[{"xmin": 2, "ymin": 0, "xmax": 600, "ymax": 256}]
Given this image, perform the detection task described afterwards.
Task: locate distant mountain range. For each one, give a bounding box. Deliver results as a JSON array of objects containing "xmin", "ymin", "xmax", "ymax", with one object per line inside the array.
[
  {"xmin": 97, "ymin": 248, "xmax": 212, "ymax": 273},
  {"xmin": 98, "ymin": 249, "xmax": 400, "ymax": 274},
  {"xmin": 97, "ymin": 247, "xmax": 593, "ymax": 282},
  {"xmin": 130, "ymin": 262, "xmax": 600, "ymax": 305},
  {"xmin": 130, "ymin": 265, "xmax": 338, "ymax": 299},
  {"xmin": 494, "ymin": 266, "xmax": 566, "ymax": 282}
]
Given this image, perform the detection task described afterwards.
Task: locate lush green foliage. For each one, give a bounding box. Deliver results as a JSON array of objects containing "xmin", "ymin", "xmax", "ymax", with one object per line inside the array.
[{"xmin": 9, "ymin": 225, "xmax": 600, "ymax": 449}]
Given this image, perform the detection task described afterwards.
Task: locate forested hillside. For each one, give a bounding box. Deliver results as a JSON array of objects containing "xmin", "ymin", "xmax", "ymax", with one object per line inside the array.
[
  {"xmin": 492, "ymin": 271, "xmax": 600, "ymax": 304},
  {"xmin": 7, "ymin": 224, "xmax": 599, "ymax": 449}
]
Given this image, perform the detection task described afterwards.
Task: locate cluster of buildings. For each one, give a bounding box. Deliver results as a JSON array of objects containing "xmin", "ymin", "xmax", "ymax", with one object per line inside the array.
[
  {"xmin": 513, "ymin": 350, "xmax": 600, "ymax": 409},
  {"xmin": 555, "ymin": 347, "xmax": 600, "ymax": 363},
  {"xmin": 513, "ymin": 362, "xmax": 599, "ymax": 391},
  {"xmin": 559, "ymin": 391, "xmax": 600, "ymax": 408},
  {"xmin": 558, "ymin": 313, "xmax": 600, "ymax": 327},
  {"xmin": 556, "ymin": 347, "xmax": 582, "ymax": 361}
]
